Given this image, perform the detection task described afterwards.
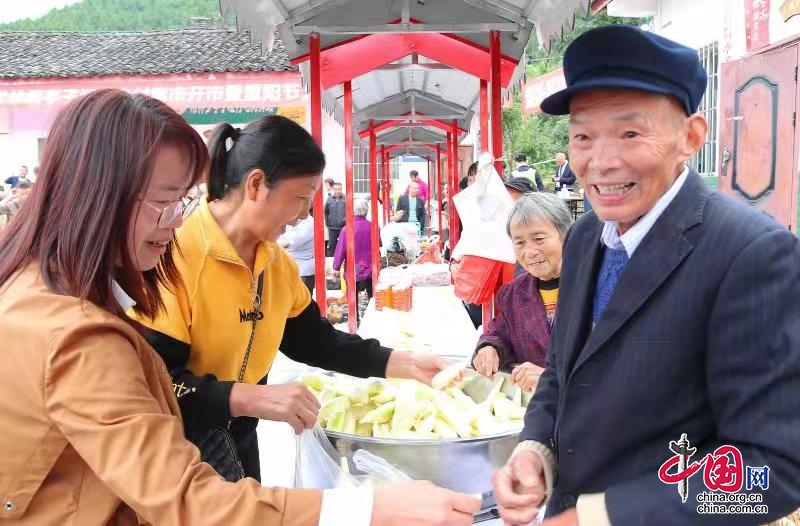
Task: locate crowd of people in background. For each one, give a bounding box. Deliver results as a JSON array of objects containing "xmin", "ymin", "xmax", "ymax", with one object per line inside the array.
[
  {"xmin": 0, "ymin": 142, "xmax": 592, "ymax": 310},
  {"xmin": 0, "ymin": 165, "xmax": 36, "ymax": 228},
  {"xmin": 3, "ymin": 22, "xmax": 799, "ymax": 526}
]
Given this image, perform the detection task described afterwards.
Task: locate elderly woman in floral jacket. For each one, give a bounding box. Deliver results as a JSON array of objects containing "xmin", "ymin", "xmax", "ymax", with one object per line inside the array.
[{"xmin": 472, "ymin": 193, "xmax": 573, "ymax": 391}]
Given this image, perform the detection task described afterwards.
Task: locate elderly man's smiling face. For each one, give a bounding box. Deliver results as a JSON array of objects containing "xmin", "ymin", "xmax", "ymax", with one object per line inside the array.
[{"xmin": 568, "ymin": 90, "xmax": 707, "ymax": 234}]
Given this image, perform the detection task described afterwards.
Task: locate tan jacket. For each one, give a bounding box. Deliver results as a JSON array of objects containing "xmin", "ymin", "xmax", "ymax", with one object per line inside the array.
[{"xmin": 0, "ymin": 263, "xmax": 322, "ymax": 525}]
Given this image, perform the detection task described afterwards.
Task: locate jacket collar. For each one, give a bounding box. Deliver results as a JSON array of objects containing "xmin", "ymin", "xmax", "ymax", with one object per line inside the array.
[
  {"xmin": 112, "ymin": 281, "xmax": 136, "ymax": 311},
  {"xmin": 195, "ymin": 197, "xmax": 275, "ymax": 272},
  {"xmin": 564, "ymin": 169, "xmax": 709, "ymax": 377}
]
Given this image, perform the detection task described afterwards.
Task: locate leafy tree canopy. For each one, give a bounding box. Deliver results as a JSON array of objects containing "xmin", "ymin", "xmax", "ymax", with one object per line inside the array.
[
  {"xmin": 0, "ymin": 0, "xmax": 228, "ymax": 32},
  {"xmin": 503, "ymin": 11, "xmax": 648, "ymax": 184}
]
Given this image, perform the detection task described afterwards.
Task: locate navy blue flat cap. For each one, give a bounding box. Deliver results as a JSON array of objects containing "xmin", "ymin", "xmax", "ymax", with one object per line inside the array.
[{"xmin": 540, "ymin": 25, "xmax": 707, "ymax": 116}]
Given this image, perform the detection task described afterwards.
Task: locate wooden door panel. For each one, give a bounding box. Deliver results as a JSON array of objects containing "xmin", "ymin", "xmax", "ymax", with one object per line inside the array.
[{"xmin": 718, "ymin": 45, "xmax": 798, "ymax": 229}]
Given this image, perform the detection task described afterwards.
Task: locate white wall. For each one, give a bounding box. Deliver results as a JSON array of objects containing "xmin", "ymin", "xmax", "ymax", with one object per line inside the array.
[
  {"xmin": 0, "ymin": 131, "xmax": 42, "ymax": 187},
  {"xmin": 607, "ymin": 0, "xmax": 723, "ymax": 49},
  {"xmin": 321, "ymin": 110, "xmax": 345, "ymax": 184},
  {"xmin": 721, "ymin": 0, "xmax": 800, "ymax": 62},
  {"xmin": 397, "ymin": 157, "xmax": 430, "ymax": 193},
  {"xmin": 653, "ymin": 0, "xmax": 724, "ymax": 50}
]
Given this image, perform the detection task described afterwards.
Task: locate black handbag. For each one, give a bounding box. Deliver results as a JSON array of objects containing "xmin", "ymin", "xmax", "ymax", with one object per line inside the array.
[
  {"xmin": 186, "ymin": 424, "xmax": 246, "ymax": 482},
  {"xmin": 186, "ymin": 272, "xmax": 264, "ymax": 482}
]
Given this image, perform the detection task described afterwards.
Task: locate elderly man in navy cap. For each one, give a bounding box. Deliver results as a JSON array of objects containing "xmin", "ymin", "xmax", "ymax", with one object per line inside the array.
[{"xmin": 493, "ymin": 25, "xmax": 800, "ymax": 526}]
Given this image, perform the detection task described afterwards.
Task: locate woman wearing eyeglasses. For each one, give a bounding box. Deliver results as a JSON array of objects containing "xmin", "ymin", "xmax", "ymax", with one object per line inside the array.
[
  {"xmin": 132, "ymin": 115, "xmax": 453, "ymax": 484},
  {"xmin": 472, "ymin": 193, "xmax": 573, "ymax": 392},
  {"xmin": 0, "ymin": 90, "xmax": 479, "ymax": 526}
]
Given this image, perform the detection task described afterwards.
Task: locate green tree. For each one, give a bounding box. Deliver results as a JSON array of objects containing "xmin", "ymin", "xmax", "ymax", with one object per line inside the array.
[
  {"xmin": 503, "ymin": 10, "xmax": 649, "ymax": 183},
  {"xmin": 0, "ymin": 0, "xmax": 230, "ymax": 32}
]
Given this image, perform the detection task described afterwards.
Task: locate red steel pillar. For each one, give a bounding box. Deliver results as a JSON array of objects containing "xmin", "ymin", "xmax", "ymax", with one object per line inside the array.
[
  {"xmin": 447, "ymin": 132, "xmax": 459, "ymax": 251},
  {"xmin": 382, "ymin": 147, "xmax": 390, "ymax": 224},
  {"xmin": 490, "ymin": 30, "xmax": 504, "ymax": 176},
  {"xmin": 343, "ymin": 81, "xmax": 357, "ymax": 333},
  {"xmin": 480, "ymin": 79, "xmax": 489, "ymax": 153},
  {"xmin": 436, "ymin": 144, "xmax": 443, "ymax": 250},
  {"xmin": 426, "ymin": 159, "xmax": 432, "ymax": 235},
  {"xmin": 369, "ymin": 122, "xmax": 380, "ymax": 295},
  {"xmin": 310, "ymin": 33, "xmax": 326, "ymax": 307},
  {"xmin": 450, "ymin": 121, "xmax": 460, "ymax": 250}
]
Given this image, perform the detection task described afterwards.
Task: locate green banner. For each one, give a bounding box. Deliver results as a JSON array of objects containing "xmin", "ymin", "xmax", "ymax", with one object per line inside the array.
[{"xmin": 182, "ymin": 107, "xmax": 278, "ymax": 125}]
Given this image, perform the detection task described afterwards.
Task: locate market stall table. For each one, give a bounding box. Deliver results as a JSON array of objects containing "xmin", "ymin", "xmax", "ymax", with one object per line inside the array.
[
  {"xmin": 357, "ymin": 284, "xmax": 479, "ymax": 358},
  {"xmin": 256, "ymin": 276, "xmax": 510, "ymax": 523},
  {"xmin": 256, "ymin": 367, "xmax": 511, "ymax": 525}
]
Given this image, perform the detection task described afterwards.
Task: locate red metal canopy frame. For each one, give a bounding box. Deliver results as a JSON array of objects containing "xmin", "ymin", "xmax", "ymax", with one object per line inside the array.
[
  {"xmin": 359, "ymin": 114, "xmax": 469, "ymax": 140},
  {"xmin": 303, "ymin": 24, "xmax": 511, "ymax": 333}
]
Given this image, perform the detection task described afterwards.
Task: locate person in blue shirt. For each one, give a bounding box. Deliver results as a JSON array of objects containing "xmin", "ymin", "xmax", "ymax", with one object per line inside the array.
[{"xmin": 4, "ymin": 165, "xmax": 29, "ymax": 189}]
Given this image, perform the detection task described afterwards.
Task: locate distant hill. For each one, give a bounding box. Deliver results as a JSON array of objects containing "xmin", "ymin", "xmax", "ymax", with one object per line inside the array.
[{"xmin": 0, "ymin": 0, "xmax": 232, "ymax": 32}]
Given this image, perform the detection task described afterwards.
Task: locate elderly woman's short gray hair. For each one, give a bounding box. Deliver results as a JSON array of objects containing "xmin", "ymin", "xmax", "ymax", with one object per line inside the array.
[
  {"xmin": 506, "ymin": 192, "xmax": 573, "ymax": 239},
  {"xmin": 354, "ymin": 198, "xmax": 370, "ymax": 218}
]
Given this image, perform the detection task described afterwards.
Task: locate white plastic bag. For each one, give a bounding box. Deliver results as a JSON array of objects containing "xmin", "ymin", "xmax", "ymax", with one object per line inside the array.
[
  {"xmin": 451, "ymin": 152, "xmax": 515, "ymax": 263},
  {"xmin": 293, "ymin": 425, "xmax": 359, "ymax": 489},
  {"xmin": 352, "ymin": 449, "xmax": 412, "ymax": 483}
]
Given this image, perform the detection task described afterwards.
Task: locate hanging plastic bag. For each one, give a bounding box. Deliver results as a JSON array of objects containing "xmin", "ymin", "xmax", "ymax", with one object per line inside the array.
[
  {"xmin": 450, "ymin": 256, "xmax": 511, "ymax": 305},
  {"xmin": 451, "ymin": 152, "xmax": 515, "ymax": 264},
  {"xmin": 293, "ymin": 425, "xmax": 359, "ymax": 489}
]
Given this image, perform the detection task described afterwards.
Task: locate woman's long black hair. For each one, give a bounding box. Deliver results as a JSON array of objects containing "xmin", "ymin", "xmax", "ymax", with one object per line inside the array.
[{"xmin": 206, "ymin": 115, "xmax": 326, "ymax": 201}]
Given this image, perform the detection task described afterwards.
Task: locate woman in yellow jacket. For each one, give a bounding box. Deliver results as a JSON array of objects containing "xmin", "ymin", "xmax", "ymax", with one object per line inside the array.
[
  {"xmin": 0, "ymin": 89, "xmax": 478, "ymax": 525},
  {"xmin": 134, "ymin": 115, "xmax": 450, "ymax": 482}
]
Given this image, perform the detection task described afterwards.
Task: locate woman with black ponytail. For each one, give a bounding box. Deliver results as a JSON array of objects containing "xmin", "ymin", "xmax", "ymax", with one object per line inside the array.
[{"xmin": 132, "ymin": 115, "xmax": 453, "ymax": 483}]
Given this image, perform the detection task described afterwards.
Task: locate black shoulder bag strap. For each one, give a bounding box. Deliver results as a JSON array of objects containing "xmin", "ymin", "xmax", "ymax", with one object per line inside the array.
[{"xmin": 187, "ymin": 271, "xmax": 265, "ymax": 482}]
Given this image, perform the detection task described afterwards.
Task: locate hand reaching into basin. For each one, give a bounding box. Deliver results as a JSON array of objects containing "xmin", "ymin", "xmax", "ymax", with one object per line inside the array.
[
  {"xmin": 229, "ymin": 382, "xmax": 320, "ymax": 434},
  {"xmin": 385, "ymin": 351, "xmax": 454, "ymax": 387},
  {"xmin": 473, "ymin": 346, "xmax": 500, "ymax": 380}
]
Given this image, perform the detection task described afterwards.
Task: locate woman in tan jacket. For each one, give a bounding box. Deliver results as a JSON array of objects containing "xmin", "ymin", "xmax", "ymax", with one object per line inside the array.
[{"xmin": 0, "ymin": 89, "xmax": 479, "ymax": 525}]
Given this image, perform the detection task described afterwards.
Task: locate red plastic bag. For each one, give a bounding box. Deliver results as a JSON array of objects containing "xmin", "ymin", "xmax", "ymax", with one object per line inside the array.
[{"xmin": 450, "ymin": 255, "xmax": 508, "ymax": 305}]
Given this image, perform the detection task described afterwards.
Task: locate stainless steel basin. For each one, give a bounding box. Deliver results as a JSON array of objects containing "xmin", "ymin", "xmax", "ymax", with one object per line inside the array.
[{"xmin": 325, "ymin": 370, "xmax": 532, "ymax": 496}]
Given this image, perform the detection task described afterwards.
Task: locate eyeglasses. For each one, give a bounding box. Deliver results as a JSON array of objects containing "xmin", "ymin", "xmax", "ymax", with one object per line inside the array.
[{"xmin": 142, "ymin": 195, "xmax": 200, "ymax": 229}]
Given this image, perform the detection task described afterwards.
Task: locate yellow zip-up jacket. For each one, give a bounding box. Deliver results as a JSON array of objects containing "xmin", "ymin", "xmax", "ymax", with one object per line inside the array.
[{"xmin": 134, "ymin": 199, "xmax": 392, "ymax": 431}]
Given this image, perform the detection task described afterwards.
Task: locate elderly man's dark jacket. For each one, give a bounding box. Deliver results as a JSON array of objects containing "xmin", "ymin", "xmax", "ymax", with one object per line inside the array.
[{"xmin": 522, "ymin": 170, "xmax": 800, "ymax": 524}]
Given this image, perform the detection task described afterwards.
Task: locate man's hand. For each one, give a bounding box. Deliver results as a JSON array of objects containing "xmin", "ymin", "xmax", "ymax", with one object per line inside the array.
[
  {"xmin": 493, "ymin": 449, "xmax": 547, "ymax": 525},
  {"xmin": 229, "ymin": 382, "xmax": 320, "ymax": 434},
  {"xmin": 511, "ymin": 362, "xmax": 545, "ymax": 392},
  {"xmin": 472, "ymin": 346, "xmax": 500, "ymax": 379},
  {"xmin": 385, "ymin": 351, "xmax": 452, "ymax": 386}
]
